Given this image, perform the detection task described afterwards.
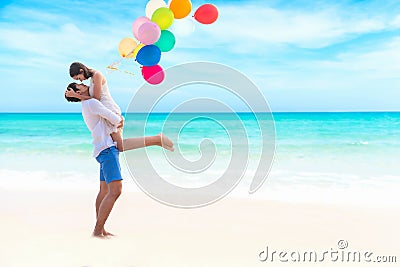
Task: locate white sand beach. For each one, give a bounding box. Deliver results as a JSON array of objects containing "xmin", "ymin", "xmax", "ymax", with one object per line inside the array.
[{"xmin": 1, "ymin": 185, "xmax": 398, "ymax": 267}]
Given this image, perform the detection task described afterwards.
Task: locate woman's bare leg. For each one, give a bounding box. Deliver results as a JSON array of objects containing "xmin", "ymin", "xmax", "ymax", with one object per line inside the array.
[{"xmin": 122, "ymin": 133, "xmax": 174, "ymax": 152}]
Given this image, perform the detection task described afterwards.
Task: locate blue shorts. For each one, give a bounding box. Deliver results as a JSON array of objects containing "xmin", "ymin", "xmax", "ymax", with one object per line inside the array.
[{"xmin": 95, "ymin": 146, "xmax": 123, "ymax": 184}]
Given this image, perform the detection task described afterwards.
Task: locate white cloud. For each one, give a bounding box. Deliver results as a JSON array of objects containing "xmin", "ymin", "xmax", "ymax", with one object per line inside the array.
[
  {"xmin": 251, "ymin": 37, "xmax": 400, "ymax": 98},
  {"xmin": 0, "ymin": 21, "xmax": 129, "ymax": 68},
  {"xmin": 0, "ymin": 3, "xmax": 140, "ymax": 69},
  {"xmin": 1, "ymin": 5, "xmax": 70, "ymax": 24},
  {"xmin": 175, "ymin": 4, "xmax": 398, "ymax": 51},
  {"xmin": 390, "ymin": 14, "xmax": 400, "ymax": 28},
  {"xmin": 308, "ymin": 37, "xmax": 400, "ymax": 78}
]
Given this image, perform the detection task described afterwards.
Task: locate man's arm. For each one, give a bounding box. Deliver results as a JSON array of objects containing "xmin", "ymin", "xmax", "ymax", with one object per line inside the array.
[
  {"xmin": 87, "ymin": 99, "xmax": 121, "ymax": 126},
  {"xmin": 66, "ymin": 88, "xmax": 92, "ymax": 101}
]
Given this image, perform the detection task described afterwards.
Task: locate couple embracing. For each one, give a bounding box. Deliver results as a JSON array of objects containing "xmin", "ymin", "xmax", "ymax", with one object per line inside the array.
[{"xmin": 65, "ymin": 62, "xmax": 174, "ymax": 238}]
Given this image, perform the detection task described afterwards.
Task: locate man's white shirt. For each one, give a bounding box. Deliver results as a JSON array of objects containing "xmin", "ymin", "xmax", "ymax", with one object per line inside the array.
[{"xmin": 81, "ymin": 99, "xmax": 121, "ymax": 157}]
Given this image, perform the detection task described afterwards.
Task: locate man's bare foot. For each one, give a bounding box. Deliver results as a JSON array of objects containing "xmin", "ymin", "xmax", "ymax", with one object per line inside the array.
[
  {"xmin": 158, "ymin": 133, "xmax": 174, "ymax": 151},
  {"xmin": 92, "ymin": 232, "xmax": 108, "ymax": 239},
  {"xmin": 102, "ymin": 230, "xmax": 115, "ymax": 237}
]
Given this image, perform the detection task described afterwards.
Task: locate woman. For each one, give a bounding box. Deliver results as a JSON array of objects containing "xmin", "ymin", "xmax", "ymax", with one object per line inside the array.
[{"xmin": 66, "ymin": 62, "xmax": 123, "ymax": 151}]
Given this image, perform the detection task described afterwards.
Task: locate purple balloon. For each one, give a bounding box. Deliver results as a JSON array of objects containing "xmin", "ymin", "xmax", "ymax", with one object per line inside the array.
[
  {"xmin": 138, "ymin": 22, "xmax": 161, "ymax": 45},
  {"xmin": 132, "ymin": 16, "xmax": 151, "ymax": 40}
]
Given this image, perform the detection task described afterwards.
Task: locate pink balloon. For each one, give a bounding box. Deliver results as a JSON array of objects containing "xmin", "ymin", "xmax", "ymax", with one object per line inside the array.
[
  {"xmin": 138, "ymin": 22, "xmax": 161, "ymax": 45},
  {"xmin": 132, "ymin": 16, "xmax": 151, "ymax": 39},
  {"xmin": 141, "ymin": 65, "xmax": 165, "ymax": 85}
]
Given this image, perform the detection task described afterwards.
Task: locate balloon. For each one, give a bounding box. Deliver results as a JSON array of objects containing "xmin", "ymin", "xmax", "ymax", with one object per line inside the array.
[
  {"xmin": 132, "ymin": 16, "xmax": 151, "ymax": 39},
  {"xmin": 154, "ymin": 30, "xmax": 175, "ymax": 52},
  {"xmin": 193, "ymin": 4, "xmax": 218, "ymax": 24},
  {"xmin": 136, "ymin": 45, "xmax": 161, "ymax": 66},
  {"xmin": 137, "ymin": 22, "xmax": 161, "ymax": 45},
  {"xmin": 169, "ymin": 0, "xmax": 192, "ymax": 19},
  {"xmin": 146, "ymin": 0, "xmax": 167, "ymax": 18},
  {"xmin": 170, "ymin": 17, "xmax": 195, "ymax": 36},
  {"xmin": 118, "ymin": 37, "xmax": 138, "ymax": 58},
  {"xmin": 151, "ymin": 7, "xmax": 174, "ymax": 30},
  {"xmin": 141, "ymin": 65, "xmax": 165, "ymax": 85},
  {"xmin": 132, "ymin": 43, "xmax": 145, "ymax": 59}
]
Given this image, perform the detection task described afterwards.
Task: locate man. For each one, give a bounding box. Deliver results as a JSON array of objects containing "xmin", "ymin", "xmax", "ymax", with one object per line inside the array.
[{"xmin": 65, "ymin": 82, "xmax": 174, "ymax": 238}]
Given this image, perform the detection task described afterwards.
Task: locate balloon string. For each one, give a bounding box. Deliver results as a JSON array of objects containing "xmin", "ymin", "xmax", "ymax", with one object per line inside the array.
[
  {"xmin": 126, "ymin": 46, "xmax": 136, "ymax": 58},
  {"xmin": 106, "ymin": 43, "xmax": 142, "ymax": 75},
  {"xmin": 106, "ymin": 65, "xmax": 135, "ymax": 76},
  {"xmin": 121, "ymin": 69, "xmax": 135, "ymax": 76}
]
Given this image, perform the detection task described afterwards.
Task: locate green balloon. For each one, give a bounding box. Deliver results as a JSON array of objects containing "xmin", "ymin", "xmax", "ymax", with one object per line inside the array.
[
  {"xmin": 155, "ymin": 30, "xmax": 176, "ymax": 52},
  {"xmin": 151, "ymin": 7, "xmax": 174, "ymax": 30}
]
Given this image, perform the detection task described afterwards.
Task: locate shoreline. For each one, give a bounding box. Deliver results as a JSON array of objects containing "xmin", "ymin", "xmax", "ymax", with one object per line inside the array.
[{"xmin": 1, "ymin": 168, "xmax": 400, "ymax": 209}]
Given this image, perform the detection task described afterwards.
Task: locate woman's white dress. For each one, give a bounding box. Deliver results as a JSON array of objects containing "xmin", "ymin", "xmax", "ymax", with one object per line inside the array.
[{"xmin": 89, "ymin": 77, "xmax": 121, "ymax": 135}]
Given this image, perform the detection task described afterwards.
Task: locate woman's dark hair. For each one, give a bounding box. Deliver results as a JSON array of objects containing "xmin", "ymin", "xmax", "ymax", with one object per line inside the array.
[
  {"xmin": 65, "ymin": 83, "xmax": 80, "ymax": 102},
  {"xmin": 69, "ymin": 62, "xmax": 94, "ymax": 79}
]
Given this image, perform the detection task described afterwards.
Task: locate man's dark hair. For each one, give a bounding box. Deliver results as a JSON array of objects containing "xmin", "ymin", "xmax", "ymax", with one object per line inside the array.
[{"xmin": 65, "ymin": 83, "xmax": 81, "ymax": 102}]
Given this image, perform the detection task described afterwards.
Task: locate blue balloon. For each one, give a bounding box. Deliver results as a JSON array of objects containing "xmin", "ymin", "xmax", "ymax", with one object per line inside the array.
[{"xmin": 136, "ymin": 45, "xmax": 161, "ymax": 66}]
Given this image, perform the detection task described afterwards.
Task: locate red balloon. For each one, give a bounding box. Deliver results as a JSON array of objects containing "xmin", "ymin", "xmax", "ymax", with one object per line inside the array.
[
  {"xmin": 193, "ymin": 4, "xmax": 218, "ymax": 24},
  {"xmin": 141, "ymin": 65, "xmax": 165, "ymax": 85}
]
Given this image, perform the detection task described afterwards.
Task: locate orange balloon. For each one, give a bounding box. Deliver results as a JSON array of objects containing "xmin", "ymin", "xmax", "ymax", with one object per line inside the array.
[
  {"xmin": 118, "ymin": 37, "xmax": 138, "ymax": 58},
  {"xmin": 169, "ymin": 0, "xmax": 192, "ymax": 19}
]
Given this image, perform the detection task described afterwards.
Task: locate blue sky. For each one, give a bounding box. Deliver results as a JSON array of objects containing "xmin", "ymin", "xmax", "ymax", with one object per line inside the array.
[{"xmin": 0, "ymin": 0, "xmax": 399, "ymax": 112}]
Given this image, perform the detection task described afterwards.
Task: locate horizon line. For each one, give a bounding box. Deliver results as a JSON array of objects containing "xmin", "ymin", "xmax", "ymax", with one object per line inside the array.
[{"xmin": 1, "ymin": 110, "xmax": 400, "ymax": 114}]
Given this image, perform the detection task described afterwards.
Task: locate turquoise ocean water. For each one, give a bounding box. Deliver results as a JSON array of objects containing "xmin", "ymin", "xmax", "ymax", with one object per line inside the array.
[{"xmin": 1, "ymin": 112, "xmax": 399, "ymax": 204}]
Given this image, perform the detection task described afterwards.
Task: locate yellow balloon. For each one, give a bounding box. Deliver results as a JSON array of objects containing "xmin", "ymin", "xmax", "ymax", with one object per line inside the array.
[
  {"xmin": 132, "ymin": 43, "xmax": 145, "ymax": 59},
  {"xmin": 169, "ymin": 0, "xmax": 192, "ymax": 19},
  {"xmin": 151, "ymin": 7, "xmax": 174, "ymax": 30},
  {"xmin": 118, "ymin": 37, "xmax": 138, "ymax": 58}
]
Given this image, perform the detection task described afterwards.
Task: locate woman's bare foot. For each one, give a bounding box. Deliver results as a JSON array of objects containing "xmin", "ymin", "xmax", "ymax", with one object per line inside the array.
[{"xmin": 158, "ymin": 133, "xmax": 174, "ymax": 151}]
